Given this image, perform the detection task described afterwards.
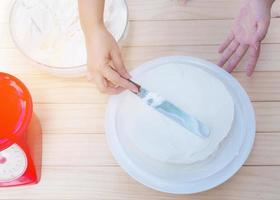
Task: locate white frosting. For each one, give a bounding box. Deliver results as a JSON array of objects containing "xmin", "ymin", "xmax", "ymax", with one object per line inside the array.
[
  {"xmin": 116, "ymin": 63, "xmax": 234, "ymax": 165},
  {"xmin": 10, "ymin": 0, "xmax": 128, "ymax": 68},
  {"xmin": 142, "ymin": 91, "xmax": 165, "ymax": 107}
]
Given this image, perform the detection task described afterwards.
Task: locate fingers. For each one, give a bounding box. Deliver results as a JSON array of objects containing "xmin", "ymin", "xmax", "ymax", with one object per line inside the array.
[
  {"xmin": 225, "ymin": 44, "xmax": 248, "ymax": 73},
  {"xmin": 87, "ymin": 49, "xmax": 137, "ymax": 94},
  {"xmin": 247, "ymin": 20, "xmax": 267, "ymax": 75},
  {"xmin": 102, "ymin": 66, "xmax": 138, "ymax": 93},
  {"xmin": 91, "ymin": 73, "xmax": 125, "ymax": 95},
  {"xmin": 246, "ymin": 43, "xmax": 260, "ymax": 76},
  {"xmin": 92, "ymin": 73, "xmax": 107, "ymax": 93},
  {"xmin": 111, "ymin": 49, "xmax": 131, "ymax": 79},
  {"xmin": 218, "ymin": 40, "xmax": 239, "ymax": 67},
  {"xmin": 218, "ymin": 31, "xmax": 234, "ymax": 53},
  {"xmin": 105, "ymin": 86, "xmax": 125, "ymax": 94}
]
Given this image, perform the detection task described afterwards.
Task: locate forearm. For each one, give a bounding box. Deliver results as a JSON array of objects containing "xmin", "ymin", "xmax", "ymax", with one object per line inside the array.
[
  {"xmin": 265, "ymin": 0, "xmax": 275, "ymax": 8},
  {"xmin": 78, "ymin": 0, "xmax": 105, "ymax": 37},
  {"xmin": 251, "ymin": 0, "xmax": 275, "ymax": 7}
]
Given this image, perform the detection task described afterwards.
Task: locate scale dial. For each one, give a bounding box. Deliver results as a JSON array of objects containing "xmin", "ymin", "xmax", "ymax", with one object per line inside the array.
[{"xmin": 0, "ymin": 144, "xmax": 27, "ymax": 182}]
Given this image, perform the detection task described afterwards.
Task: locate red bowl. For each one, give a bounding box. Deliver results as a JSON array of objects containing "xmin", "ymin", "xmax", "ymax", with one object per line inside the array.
[{"xmin": 0, "ymin": 72, "xmax": 33, "ymax": 151}]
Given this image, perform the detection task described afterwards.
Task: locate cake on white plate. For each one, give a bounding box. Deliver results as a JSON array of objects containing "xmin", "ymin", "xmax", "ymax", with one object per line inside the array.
[{"xmin": 116, "ymin": 62, "xmax": 235, "ymax": 165}]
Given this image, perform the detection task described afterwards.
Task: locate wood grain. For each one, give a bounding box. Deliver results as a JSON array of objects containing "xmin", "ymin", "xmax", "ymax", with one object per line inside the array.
[
  {"xmin": 40, "ymin": 133, "xmax": 280, "ymax": 167},
  {"xmin": 33, "ymin": 102, "xmax": 280, "ymax": 134},
  {"xmin": 0, "ymin": 71, "xmax": 278, "ymax": 104},
  {"xmin": 122, "ymin": 44, "xmax": 280, "ymax": 72},
  {"xmin": 1, "ymin": 0, "xmax": 280, "ymax": 22},
  {"xmin": 0, "ymin": 166, "xmax": 280, "ymax": 200},
  {"xmin": 1, "ymin": 44, "xmax": 280, "ymax": 73},
  {"xmin": 1, "ymin": 19, "xmax": 280, "ymax": 49},
  {"xmin": 254, "ymin": 102, "xmax": 280, "ymax": 132},
  {"xmin": 123, "ymin": 19, "xmax": 280, "ymax": 46},
  {"xmin": 127, "ymin": 0, "xmax": 280, "ymax": 20},
  {"xmin": 0, "ymin": 0, "xmax": 280, "ymax": 199}
]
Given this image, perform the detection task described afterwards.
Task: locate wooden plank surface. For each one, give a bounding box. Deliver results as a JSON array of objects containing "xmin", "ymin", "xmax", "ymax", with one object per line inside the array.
[
  {"xmin": 1, "ymin": 0, "xmax": 280, "ymax": 22},
  {"xmin": 1, "ymin": 0, "xmax": 280, "ymax": 199},
  {"xmin": 0, "ymin": 166, "xmax": 280, "ymax": 200},
  {"xmin": 0, "ymin": 71, "xmax": 278, "ymax": 104},
  {"xmin": 123, "ymin": 44, "xmax": 280, "ymax": 72},
  {"xmin": 1, "ymin": 19, "xmax": 280, "ymax": 48},
  {"xmin": 1, "ymin": 44, "xmax": 280, "ymax": 72},
  {"xmin": 127, "ymin": 0, "xmax": 280, "ymax": 20},
  {"xmin": 34, "ymin": 102, "xmax": 280, "ymax": 134},
  {"xmin": 123, "ymin": 19, "xmax": 280, "ymax": 46},
  {"xmin": 39, "ymin": 132, "xmax": 280, "ymax": 167}
]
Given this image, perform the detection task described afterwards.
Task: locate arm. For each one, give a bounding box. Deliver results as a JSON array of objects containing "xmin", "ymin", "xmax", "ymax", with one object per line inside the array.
[
  {"xmin": 78, "ymin": 0, "xmax": 138, "ymax": 94},
  {"xmin": 218, "ymin": 0, "xmax": 275, "ymax": 76}
]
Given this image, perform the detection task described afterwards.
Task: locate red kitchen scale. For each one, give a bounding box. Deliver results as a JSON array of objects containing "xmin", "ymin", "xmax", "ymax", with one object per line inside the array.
[{"xmin": 0, "ymin": 72, "xmax": 42, "ymax": 187}]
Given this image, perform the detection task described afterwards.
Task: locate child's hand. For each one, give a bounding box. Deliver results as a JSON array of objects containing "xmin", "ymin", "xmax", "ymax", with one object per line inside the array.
[
  {"xmin": 218, "ymin": 0, "xmax": 274, "ymax": 76},
  {"xmin": 85, "ymin": 25, "xmax": 138, "ymax": 94}
]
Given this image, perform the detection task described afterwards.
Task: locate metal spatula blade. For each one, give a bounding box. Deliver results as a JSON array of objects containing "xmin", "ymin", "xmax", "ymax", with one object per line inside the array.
[{"xmin": 129, "ymin": 80, "xmax": 210, "ymax": 138}]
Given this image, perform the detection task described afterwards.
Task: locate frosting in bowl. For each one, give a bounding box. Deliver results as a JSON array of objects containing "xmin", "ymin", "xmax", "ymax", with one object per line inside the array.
[{"xmin": 10, "ymin": 0, "xmax": 128, "ymax": 69}]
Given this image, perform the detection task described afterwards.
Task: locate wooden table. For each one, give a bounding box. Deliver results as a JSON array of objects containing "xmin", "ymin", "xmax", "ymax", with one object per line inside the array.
[{"xmin": 0, "ymin": 0, "xmax": 280, "ymax": 199}]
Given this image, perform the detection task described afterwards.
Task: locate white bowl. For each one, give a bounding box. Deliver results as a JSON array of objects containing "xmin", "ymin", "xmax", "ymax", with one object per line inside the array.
[
  {"xmin": 105, "ymin": 56, "xmax": 255, "ymax": 194},
  {"xmin": 9, "ymin": 0, "xmax": 129, "ymax": 77}
]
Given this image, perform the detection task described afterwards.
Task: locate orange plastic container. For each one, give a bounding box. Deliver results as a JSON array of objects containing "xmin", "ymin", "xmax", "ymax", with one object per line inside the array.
[{"xmin": 0, "ymin": 72, "xmax": 42, "ymax": 187}]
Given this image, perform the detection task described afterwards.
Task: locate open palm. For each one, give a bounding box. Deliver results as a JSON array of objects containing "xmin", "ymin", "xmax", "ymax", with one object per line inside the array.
[{"xmin": 218, "ymin": 0, "xmax": 273, "ymax": 76}]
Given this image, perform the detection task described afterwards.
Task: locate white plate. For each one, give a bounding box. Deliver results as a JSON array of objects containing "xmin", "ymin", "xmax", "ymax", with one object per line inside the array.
[{"xmin": 105, "ymin": 56, "xmax": 255, "ymax": 194}]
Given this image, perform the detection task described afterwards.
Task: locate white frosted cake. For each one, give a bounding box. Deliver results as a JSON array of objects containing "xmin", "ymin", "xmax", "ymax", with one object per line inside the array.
[
  {"xmin": 10, "ymin": 0, "xmax": 128, "ymax": 68},
  {"xmin": 116, "ymin": 62, "xmax": 234, "ymax": 165}
]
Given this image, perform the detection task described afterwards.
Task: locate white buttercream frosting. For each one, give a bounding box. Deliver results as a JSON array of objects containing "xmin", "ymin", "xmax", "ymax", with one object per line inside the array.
[
  {"xmin": 116, "ymin": 62, "xmax": 235, "ymax": 165},
  {"xmin": 10, "ymin": 0, "xmax": 128, "ymax": 68},
  {"xmin": 142, "ymin": 91, "xmax": 165, "ymax": 107}
]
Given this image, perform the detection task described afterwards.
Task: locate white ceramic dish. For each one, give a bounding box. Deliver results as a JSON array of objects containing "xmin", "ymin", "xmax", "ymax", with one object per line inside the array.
[
  {"xmin": 105, "ymin": 56, "xmax": 255, "ymax": 194},
  {"xmin": 9, "ymin": 0, "xmax": 129, "ymax": 77}
]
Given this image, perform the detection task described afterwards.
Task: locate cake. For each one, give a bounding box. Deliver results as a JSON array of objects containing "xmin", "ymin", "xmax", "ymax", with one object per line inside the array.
[{"xmin": 116, "ymin": 62, "xmax": 234, "ymax": 165}]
